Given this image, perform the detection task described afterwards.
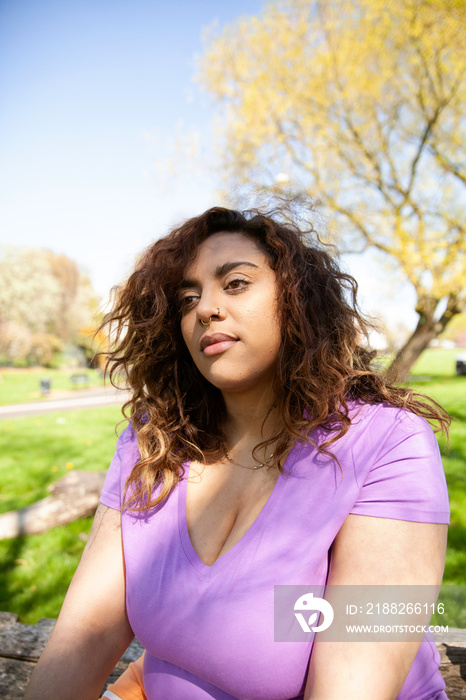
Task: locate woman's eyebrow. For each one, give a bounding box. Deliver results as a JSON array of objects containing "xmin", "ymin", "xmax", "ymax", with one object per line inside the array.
[
  {"xmin": 215, "ymin": 261, "xmax": 258, "ymax": 278},
  {"xmin": 180, "ymin": 261, "xmax": 258, "ymax": 289}
]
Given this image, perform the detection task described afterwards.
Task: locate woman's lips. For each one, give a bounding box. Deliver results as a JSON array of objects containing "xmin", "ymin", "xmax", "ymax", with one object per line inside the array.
[{"xmin": 201, "ymin": 333, "xmax": 238, "ymax": 356}]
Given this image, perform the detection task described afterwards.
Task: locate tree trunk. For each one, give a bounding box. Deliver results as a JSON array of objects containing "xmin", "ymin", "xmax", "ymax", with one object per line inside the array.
[
  {"xmin": 386, "ymin": 297, "xmax": 461, "ymax": 383},
  {"xmin": 0, "ymin": 471, "xmax": 106, "ymax": 540},
  {"xmin": 386, "ymin": 319, "xmax": 438, "ymax": 383}
]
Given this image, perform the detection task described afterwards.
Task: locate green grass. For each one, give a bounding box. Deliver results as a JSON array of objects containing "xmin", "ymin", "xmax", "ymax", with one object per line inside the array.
[
  {"xmin": 0, "ymin": 517, "xmax": 94, "ymax": 621},
  {"xmin": 401, "ymin": 350, "xmax": 466, "ymax": 588},
  {"xmin": 0, "ymin": 367, "xmax": 105, "ymax": 406},
  {"xmin": 409, "ymin": 347, "xmax": 466, "ymax": 379},
  {"xmin": 0, "ymin": 407, "xmax": 123, "ymax": 512},
  {"xmin": 409, "ymin": 376, "xmax": 466, "ymax": 588},
  {"xmin": 0, "ymin": 349, "xmax": 464, "ymax": 624},
  {"xmin": 0, "ymin": 406, "xmax": 124, "ymax": 622}
]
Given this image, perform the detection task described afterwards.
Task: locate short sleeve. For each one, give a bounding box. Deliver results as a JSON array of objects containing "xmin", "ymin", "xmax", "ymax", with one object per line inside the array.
[
  {"xmin": 100, "ymin": 423, "xmax": 139, "ymax": 510},
  {"xmin": 350, "ymin": 408, "xmax": 450, "ymax": 524}
]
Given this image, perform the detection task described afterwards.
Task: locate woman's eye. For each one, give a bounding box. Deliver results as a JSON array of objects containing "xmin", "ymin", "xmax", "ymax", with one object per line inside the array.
[
  {"xmin": 226, "ymin": 278, "xmax": 249, "ymax": 291},
  {"xmin": 180, "ymin": 294, "xmax": 199, "ymax": 309}
]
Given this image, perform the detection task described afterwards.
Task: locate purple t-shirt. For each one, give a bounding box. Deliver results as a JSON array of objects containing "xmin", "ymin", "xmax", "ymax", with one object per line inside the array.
[{"xmin": 100, "ymin": 402, "xmax": 450, "ymax": 700}]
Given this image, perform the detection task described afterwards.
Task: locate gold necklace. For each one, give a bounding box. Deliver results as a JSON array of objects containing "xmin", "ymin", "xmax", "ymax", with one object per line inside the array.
[{"xmin": 224, "ymin": 450, "xmax": 275, "ymax": 470}]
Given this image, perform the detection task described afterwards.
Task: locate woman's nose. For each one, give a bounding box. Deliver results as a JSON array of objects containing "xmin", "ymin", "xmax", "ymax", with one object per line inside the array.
[
  {"xmin": 197, "ymin": 293, "xmax": 222, "ymax": 325},
  {"xmin": 198, "ymin": 306, "xmax": 222, "ymax": 325}
]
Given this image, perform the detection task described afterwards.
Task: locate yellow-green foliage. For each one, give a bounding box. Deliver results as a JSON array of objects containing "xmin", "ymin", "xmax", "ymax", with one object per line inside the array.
[{"xmin": 200, "ymin": 0, "xmax": 466, "ymax": 318}]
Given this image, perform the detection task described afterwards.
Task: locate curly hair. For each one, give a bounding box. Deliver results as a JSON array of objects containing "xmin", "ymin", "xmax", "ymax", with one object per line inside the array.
[{"xmin": 100, "ymin": 206, "xmax": 450, "ymax": 511}]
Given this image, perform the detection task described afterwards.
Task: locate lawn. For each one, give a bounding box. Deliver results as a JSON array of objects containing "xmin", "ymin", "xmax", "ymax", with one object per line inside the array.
[
  {"xmin": 409, "ymin": 346, "xmax": 466, "ymax": 379},
  {"xmin": 0, "ymin": 405, "xmax": 124, "ymax": 622},
  {"xmin": 408, "ymin": 348, "xmax": 466, "ymax": 588},
  {"xmin": 0, "ymin": 367, "xmax": 105, "ymax": 406},
  {"xmin": 0, "ymin": 350, "xmax": 464, "ymax": 625},
  {"xmin": 408, "ymin": 384, "xmax": 466, "ymax": 593}
]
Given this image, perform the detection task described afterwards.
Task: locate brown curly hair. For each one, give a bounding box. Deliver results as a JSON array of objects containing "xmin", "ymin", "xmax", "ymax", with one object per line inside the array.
[{"xmin": 100, "ymin": 206, "xmax": 450, "ymax": 510}]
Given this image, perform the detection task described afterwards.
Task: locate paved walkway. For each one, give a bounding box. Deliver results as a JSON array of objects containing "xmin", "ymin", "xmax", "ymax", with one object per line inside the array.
[{"xmin": 0, "ymin": 386, "xmax": 130, "ymax": 419}]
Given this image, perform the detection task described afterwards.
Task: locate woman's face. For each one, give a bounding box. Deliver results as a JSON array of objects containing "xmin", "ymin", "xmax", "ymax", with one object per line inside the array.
[{"xmin": 179, "ymin": 232, "xmax": 282, "ymax": 397}]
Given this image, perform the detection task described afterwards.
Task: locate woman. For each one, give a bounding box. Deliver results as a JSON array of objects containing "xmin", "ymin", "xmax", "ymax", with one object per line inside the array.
[{"xmin": 24, "ymin": 207, "xmax": 450, "ymax": 700}]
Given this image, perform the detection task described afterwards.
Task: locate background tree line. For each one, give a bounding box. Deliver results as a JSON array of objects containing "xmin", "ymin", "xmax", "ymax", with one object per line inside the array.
[
  {"xmin": 200, "ymin": 0, "xmax": 465, "ymax": 381},
  {"xmin": 0, "ymin": 247, "xmax": 100, "ymax": 367}
]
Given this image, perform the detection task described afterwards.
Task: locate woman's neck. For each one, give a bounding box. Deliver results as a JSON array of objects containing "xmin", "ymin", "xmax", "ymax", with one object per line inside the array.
[{"xmin": 221, "ymin": 387, "xmax": 281, "ymax": 447}]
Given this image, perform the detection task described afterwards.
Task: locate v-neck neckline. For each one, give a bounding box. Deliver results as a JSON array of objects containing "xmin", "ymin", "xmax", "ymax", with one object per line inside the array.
[{"xmin": 177, "ymin": 443, "xmax": 301, "ymax": 577}]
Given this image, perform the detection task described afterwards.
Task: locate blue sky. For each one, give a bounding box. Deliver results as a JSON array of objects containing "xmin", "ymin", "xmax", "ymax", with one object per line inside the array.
[{"xmin": 0, "ymin": 0, "xmax": 416, "ymax": 335}]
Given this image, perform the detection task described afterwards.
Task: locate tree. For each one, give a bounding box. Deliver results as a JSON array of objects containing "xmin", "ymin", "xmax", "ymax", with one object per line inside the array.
[
  {"xmin": 200, "ymin": 0, "xmax": 466, "ymax": 381},
  {"xmin": 0, "ymin": 247, "xmax": 100, "ymax": 366}
]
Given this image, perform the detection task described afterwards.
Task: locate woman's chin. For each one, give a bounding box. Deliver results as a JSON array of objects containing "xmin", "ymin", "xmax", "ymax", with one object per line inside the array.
[{"xmin": 200, "ymin": 370, "xmax": 276, "ymax": 398}]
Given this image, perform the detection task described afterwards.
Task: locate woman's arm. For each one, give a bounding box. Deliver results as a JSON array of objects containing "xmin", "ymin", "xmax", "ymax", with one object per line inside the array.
[
  {"xmin": 24, "ymin": 504, "xmax": 134, "ymax": 700},
  {"xmin": 304, "ymin": 515, "xmax": 448, "ymax": 700}
]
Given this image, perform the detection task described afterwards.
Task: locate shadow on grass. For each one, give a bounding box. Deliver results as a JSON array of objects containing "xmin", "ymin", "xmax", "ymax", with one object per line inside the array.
[
  {"xmin": 0, "ymin": 518, "xmax": 92, "ymax": 623},
  {"xmin": 0, "ymin": 535, "xmax": 24, "ymax": 611},
  {"xmin": 0, "ymin": 408, "xmax": 120, "ymax": 622},
  {"xmin": 447, "ymin": 519, "xmax": 466, "ymax": 551},
  {"xmin": 444, "ymin": 519, "xmax": 466, "ymax": 584}
]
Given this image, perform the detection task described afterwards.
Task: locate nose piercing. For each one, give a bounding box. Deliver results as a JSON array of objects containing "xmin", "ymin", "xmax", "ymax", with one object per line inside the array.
[{"xmin": 199, "ymin": 308, "xmax": 220, "ymax": 326}]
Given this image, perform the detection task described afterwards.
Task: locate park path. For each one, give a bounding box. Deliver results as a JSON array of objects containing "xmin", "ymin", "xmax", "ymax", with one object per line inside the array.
[{"xmin": 0, "ymin": 386, "xmax": 130, "ymax": 419}]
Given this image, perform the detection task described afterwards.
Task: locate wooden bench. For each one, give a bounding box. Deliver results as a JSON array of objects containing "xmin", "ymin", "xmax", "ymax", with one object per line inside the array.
[
  {"xmin": 70, "ymin": 373, "xmax": 90, "ymax": 387},
  {"xmin": 0, "ymin": 613, "xmax": 143, "ymax": 699}
]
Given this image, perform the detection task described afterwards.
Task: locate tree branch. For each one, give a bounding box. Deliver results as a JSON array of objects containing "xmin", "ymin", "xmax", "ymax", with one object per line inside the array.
[{"xmin": 428, "ymin": 143, "xmax": 466, "ymax": 187}]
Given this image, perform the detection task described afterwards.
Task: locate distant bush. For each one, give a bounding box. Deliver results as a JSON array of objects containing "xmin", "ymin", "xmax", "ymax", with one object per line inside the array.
[{"xmin": 0, "ymin": 247, "xmax": 102, "ymax": 367}]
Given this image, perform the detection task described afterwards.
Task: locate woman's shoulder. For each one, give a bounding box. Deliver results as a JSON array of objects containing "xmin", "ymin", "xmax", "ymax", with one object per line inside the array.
[
  {"xmin": 116, "ymin": 421, "xmax": 138, "ymax": 445},
  {"xmin": 338, "ymin": 401, "xmax": 441, "ymax": 466},
  {"xmin": 345, "ymin": 399, "xmax": 435, "ymax": 437},
  {"xmin": 300, "ymin": 400, "xmax": 442, "ymax": 474},
  {"xmin": 100, "ymin": 423, "xmax": 141, "ymax": 510},
  {"xmin": 113, "ymin": 421, "xmax": 141, "ymax": 472}
]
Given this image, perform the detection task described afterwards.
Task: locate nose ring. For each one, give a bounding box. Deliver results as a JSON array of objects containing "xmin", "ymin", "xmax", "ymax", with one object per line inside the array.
[{"xmin": 199, "ymin": 308, "xmax": 220, "ymax": 326}]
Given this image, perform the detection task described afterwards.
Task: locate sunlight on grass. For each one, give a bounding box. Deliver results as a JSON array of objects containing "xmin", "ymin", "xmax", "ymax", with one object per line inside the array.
[
  {"xmin": 0, "ymin": 367, "xmax": 106, "ymax": 406},
  {"xmin": 0, "ymin": 407, "xmax": 123, "ymax": 512},
  {"xmin": 0, "ymin": 406, "xmax": 124, "ymax": 623},
  {"xmin": 410, "ymin": 347, "xmax": 466, "ymax": 378},
  {"xmin": 410, "ymin": 361, "xmax": 466, "ymax": 587}
]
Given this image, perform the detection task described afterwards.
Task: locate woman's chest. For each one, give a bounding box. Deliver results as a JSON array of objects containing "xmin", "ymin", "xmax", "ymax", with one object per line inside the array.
[
  {"xmin": 120, "ymin": 458, "xmax": 357, "ymax": 699},
  {"xmin": 185, "ymin": 459, "xmax": 281, "ymax": 567},
  {"xmin": 121, "ymin": 454, "xmax": 354, "ymax": 621}
]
